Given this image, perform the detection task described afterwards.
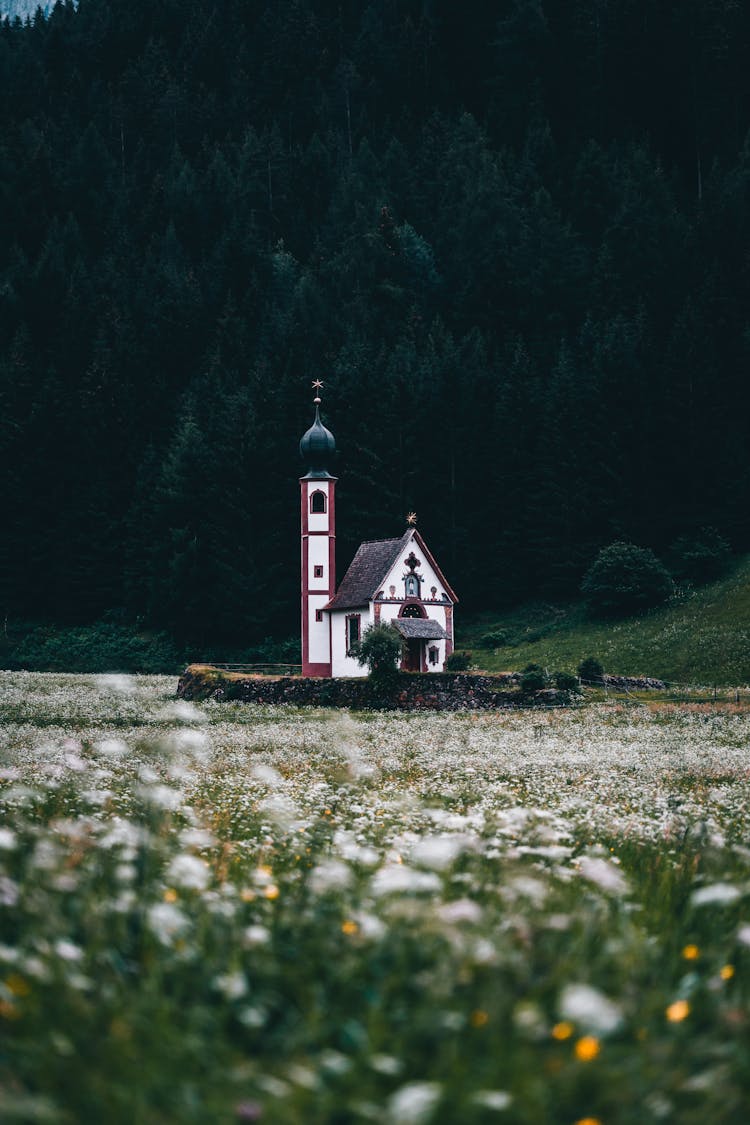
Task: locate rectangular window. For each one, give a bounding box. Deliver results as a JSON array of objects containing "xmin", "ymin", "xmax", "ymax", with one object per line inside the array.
[
  {"xmin": 314, "ymin": 565, "xmax": 324, "ymax": 578},
  {"xmin": 428, "ymin": 645, "xmax": 439, "ymax": 665},
  {"xmin": 346, "ymin": 614, "xmax": 361, "ymax": 655},
  {"xmin": 315, "ymin": 609, "xmax": 323, "ymax": 622}
]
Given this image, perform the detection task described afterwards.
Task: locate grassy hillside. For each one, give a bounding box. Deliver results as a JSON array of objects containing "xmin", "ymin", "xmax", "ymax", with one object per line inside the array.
[{"xmin": 460, "ymin": 556, "xmax": 750, "ymax": 686}]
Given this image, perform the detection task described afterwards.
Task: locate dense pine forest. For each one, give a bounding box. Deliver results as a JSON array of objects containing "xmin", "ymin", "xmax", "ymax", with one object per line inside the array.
[{"xmin": 2, "ymin": 0, "xmax": 749, "ymax": 649}]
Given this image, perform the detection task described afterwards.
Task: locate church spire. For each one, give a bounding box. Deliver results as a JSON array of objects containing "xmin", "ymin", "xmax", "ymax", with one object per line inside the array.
[
  {"xmin": 299, "ymin": 380, "xmax": 336, "ymax": 479},
  {"xmin": 299, "ymin": 381, "xmax": 337, "ymax": 676}
]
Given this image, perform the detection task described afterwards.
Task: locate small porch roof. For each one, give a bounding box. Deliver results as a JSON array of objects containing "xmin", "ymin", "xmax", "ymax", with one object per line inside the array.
[{"xmin": 392, "ymin": 618, "xmax": 447, "ymax": 641}]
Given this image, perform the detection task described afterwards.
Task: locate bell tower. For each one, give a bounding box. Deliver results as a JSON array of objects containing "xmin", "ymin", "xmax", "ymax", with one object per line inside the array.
[{"xmin": 299, "ymin": 381, "xmax": 336, "ymax": 676}]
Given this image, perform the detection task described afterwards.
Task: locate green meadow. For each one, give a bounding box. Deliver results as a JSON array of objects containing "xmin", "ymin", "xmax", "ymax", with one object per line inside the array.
[
  {"xmin": 462, "ymin": 556, "xmax": 750, "ymax": 686},
  {"xmin": 1, "ymin": 673, "xmax": 750, "ymax": 1123}
]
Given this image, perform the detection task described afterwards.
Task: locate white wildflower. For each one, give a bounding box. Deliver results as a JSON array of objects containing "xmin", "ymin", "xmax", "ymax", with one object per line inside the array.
[
  {"xmin": 691, "ymin": 883, "xmax": 742, "ymax": 907},
  {"xmin": 139, "ymin": 783, "xmax": 182, "ymax": 811},
  {"xmin": 96, "ymin": 673, "xmax": 135, "ymax": 694},
  {"xmin": 736, "ymin": 923, "xmax": 750, "ymax": 946},
  {"xmin": 0, "ymin": 828, "xmax": 17, "ymax": 850},
  {"xmin": 371, "ymin": 865, "xmax": 441, "ymax": 896},
  {"xmin": 213, "ymin": 970, "xmax": 247, "ymax": 1000},
  {"xmin": 578, "ymin": 855, "xmax": 629, "ymax": 895},
  {"xmin": 319, "ymin": 1050, "xmax": 352, "ymax": 1075},
  {"xmin": 242, "ymin": 925, "xmax": 271, "ymax": 948},
  {"xmin": 178, "ymin": 827, "xmax": 216, "ymax": 849},
  {"xmin": 437, "ymin": 898, "xmax": 483, "ymax": 925},
  {"xmin": 30, "ymin": 839, "xmax": 60, "ymax": 871},
  {"xmin": 471, "ymin": 1090, "xmax": 513, "ymax": 1111},
  {"xmin": 411, "ymin": 834, "xmax": 470, "ymax": 871},
  {"xmin": 255, "ymin": 1075, "xmax": 290, "ymax": 1098},
  {"xmin": 371, "ymin": 1054, "xmax": 402, "ymax": 1076},
  {"xmin": 238, "ymin": 1006, "xmax": 266, "ymax": 1028},
  {"xmin": 146, "ymin": 902, "xmax": 189, "ymax": 944},
  {"xmin": 0, "ymin": 877, "xmax": 19, "ymax": 906},
  {"xmin": 166, "ymin": 854, "xmax": 210, "ymax": 891},
  {"xmin": 251, "ymin": 763, "xmax": 285, "ymax": 787},
  {"xmin": 164, "ymin": 700, "xmax": 208, "ymax": 724},
  {"xmin": 388, "ymin": 1081, "xmax": 442, "ymax": 1125},
  {"xmin": 54, "ymin": 940, "xmax": 83, "ymax": 962},
  {"xmin": 353, "ymin": 912, "xmax": 387, "ymax": 940},
  {"xmin": 513, "ymin": 1001, "xmax": 546, "ymax": 1039},
  {"xmin": 287, "ymin": 1064, "xmax": 318, "ymax": 1089},
  {"xmin": 258, "ymin": 792, "xmax": 300, "ymax": 829},
  {"xmin": 95, "ymin": 739, "xmax": 128, "ymax": 759},
  {"xmin": 472, "ymin": 938, "xmax": 498, "ymax": 965},
  {"xmin": 559, "ymin": 983, "xmax": 623, "ymax": 1035},
  {"xmin": 309, "ymin": 859, "xmax": 352, "ymax": 894}
]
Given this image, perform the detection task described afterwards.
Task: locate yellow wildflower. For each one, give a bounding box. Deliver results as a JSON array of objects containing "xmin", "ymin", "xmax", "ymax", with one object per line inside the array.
[
  {"xmin": 574, "ymin": 1036, "xmax": 601, "ymax": 1062},
  {"xmin": 470, "ymin": 1009, "xmax": 489, "ymax": 1028},
  {"xmin": 263, "ymin": 884, "xmax": 280, "ymax": 900},
  {"xmin": 5, "ymin": 974, "xmax": 30, "ymax": 997},
  {"xmin": 341, "ymin": 920, "xmax": 358, "ymax": 935},
  {"xmin": 682, "ymin": 944, "xmax": 700, "ymax": 960},
  {"xmin": 551, "ymin": 1021, "xmax": 574, "ymax": 1040},
  {"xmin": 720, "ymin": 964, "xmax": 735, "ymax": 981},
  {"xmin": 163, "ymin": 888, "xmax": 178, "ymax": 903},
  {"xmin": 666, "ymin": 1000, "xmax": 690, "ymax": 1022}
]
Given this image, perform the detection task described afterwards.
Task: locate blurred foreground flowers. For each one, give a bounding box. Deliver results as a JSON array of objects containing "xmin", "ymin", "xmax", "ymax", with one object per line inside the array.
[{"xmin": 1, "ymin": 672, "xmax": 750, "ymax": 1123}]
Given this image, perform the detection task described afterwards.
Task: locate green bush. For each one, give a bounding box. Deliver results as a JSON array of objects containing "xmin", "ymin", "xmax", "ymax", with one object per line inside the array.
[
  {"xmin": 520, "ymin": 663, "xmax": 549, "ymax": 693},
  {"xmin": 445, "ymin": 651, "xmax": 472, "ymax": 672},
  {"xmin": 581, "ymin": 541, "xmax": 673, "ymax": 617},
  {"xmin": 578, "ymin": 656, "xmax": 604, "ymax": 683},
  {"xmin": 12, "ymin": 616, "xmax": 183, "ymax": 674},
  {"xmin": 351, "ymin": 623, "xmax": 402, "ymax": 681},
  {"xmin": 479, "ymin": 630, "xmax": 508, "ymax": 648},
  {"xmin": 554, "ymin": 670, "xmax": 580, "ymax": 691},
  {"xmin": 669, "ymin": 527, "xmax": 731, "ymax": 585}
]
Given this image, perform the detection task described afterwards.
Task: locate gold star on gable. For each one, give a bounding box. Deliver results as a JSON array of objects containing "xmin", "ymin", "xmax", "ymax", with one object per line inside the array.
[{"xmin": 406, "ymin": 511, "xmax": 418, "ymax": 526}]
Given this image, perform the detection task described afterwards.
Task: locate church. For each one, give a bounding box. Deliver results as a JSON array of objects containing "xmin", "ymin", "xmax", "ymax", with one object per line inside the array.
[{"xmin": 299, "ymin": 386, "xmax": 458, "ymax": 678}]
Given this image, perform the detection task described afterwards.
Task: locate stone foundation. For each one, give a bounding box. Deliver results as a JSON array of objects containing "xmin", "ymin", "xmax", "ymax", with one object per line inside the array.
[{"xmin": 176, "ymin": 665, "xmax": 572, "ymax": 711}]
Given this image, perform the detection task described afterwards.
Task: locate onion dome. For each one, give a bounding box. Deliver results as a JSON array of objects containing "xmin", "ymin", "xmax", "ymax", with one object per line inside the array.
[{"xmin": 300, "ymin": 399, "xmax": 336, "ymax": 479}]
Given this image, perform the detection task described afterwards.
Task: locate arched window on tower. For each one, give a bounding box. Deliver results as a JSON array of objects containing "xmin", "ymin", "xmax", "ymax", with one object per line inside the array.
[{"xmin": 310, "ymin": 490, "xmax": 327, "ymax": 514}]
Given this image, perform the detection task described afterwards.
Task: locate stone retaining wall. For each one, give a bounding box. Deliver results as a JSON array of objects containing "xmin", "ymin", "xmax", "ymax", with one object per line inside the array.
[{"xmin": 176, "ymin": 665, "xmax": 571, "ymax": 711}]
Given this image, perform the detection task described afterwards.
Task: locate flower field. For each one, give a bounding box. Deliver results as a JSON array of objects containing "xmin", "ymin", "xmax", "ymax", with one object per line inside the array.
[{"xmin": 1, "ymin": 673, "xmax": 750, "ymax": 1124}]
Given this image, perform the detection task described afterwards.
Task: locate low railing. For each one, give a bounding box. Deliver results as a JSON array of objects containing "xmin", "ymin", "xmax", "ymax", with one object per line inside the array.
[{"xmin": 197, "ymin": 662, "xmax": 302, "ymax": 676}]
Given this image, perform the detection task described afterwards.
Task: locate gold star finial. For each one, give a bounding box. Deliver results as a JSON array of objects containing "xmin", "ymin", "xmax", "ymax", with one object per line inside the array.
[
  {"xmin": 311, "ymin": 379, "xmax": 324, "ymax": 405},
  {"xmin": 406, "ymin": 511, "xmax": 417, "ymax": 526}
]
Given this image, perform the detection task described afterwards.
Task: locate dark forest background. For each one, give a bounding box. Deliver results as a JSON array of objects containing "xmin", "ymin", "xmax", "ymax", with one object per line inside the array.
[{"xmin": 2, "ymin": 0, "xmax": 750, "ymax": 648}]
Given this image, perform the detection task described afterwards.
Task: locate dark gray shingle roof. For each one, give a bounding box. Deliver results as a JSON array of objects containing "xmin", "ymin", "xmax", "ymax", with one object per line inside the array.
[
  {"xmin": 392, "ymin": 618, "xmax": 447, "ymax": 640},
  {"xmin": 325, "ymin": 531, "xmax": 412, "ymax": 610}
]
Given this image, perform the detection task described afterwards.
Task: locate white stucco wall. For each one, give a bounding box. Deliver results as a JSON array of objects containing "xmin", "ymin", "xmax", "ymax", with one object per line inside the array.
[
  {"xmin": 329, "ymin": 605, "xmax": 374, "ymax": 677},
  {"xmin": 378, "ymin": 534, "xmax": 450, "ymax": 605},
  {"xmin": 307, "ymin": 481, "xmax": 330, "ymax": 534},
  {"xmin": 307, "ymin": 534, "xmax": 330, "ymax": 590},
  {"xmin": 307, "ymin": 596, "xmax": 331, "ymax": 663}
]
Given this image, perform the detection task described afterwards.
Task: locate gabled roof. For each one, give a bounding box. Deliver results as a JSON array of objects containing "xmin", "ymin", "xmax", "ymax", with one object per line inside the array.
[
  {"xmin": 325, "ymin": 529, "xmax": 458, "ymax": 611},
  {"xmin": 325, "ymin": 532, "xmax": 411, "ymax": 611},
  {"xmin": 393, "ymin": 618, "xmax": 447, "ymax": 640}
]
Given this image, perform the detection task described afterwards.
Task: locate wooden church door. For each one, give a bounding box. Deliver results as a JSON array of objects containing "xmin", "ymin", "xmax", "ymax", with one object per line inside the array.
[{"xmin": 402, "ymin": 638, "xmax": 422, "ymax": 672}]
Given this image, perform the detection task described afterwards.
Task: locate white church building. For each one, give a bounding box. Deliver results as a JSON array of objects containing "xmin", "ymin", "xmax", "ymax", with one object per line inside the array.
[{"xmin": 299, "ymin": 389, "xmax": 458, "ymax": 677}]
